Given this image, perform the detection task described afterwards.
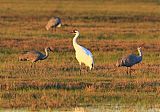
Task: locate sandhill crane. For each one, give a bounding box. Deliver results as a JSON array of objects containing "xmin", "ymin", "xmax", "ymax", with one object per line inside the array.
[
  {"xmin": 19, "ymin": 47, "xmax": 53, "ymax": 63},
  {"xmin": 45, "ymin": 16, "xmax": 62, "ymax": 31},
  {"xmin": 71, "ymin": 30, "xmax": 94, "ymax": 74},
  {"xmin": 116, "ymin": 47, "xmax": 142, "ymax": 75}
]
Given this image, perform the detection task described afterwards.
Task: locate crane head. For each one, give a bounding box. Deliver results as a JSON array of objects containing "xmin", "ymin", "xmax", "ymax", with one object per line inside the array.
[
  {"xmin": 46, "ymin": 47, "xmax": 54, "ymax": 52},
  {"xmin": 45, "ymin": 25, "xmax": 49, "ymax": 31},
  {"xmin": 137, "ymin": 47, "xmax": 141, "ymax": 50},
  {"xmin": 71, "ymin": 30, "xmax": 79, "ymax": 34}
]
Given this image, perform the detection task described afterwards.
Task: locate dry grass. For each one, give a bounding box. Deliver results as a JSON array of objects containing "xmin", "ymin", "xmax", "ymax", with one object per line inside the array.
[{"xmin": 0, "ymin": 0, "xmax": 160, "ymax": 110}]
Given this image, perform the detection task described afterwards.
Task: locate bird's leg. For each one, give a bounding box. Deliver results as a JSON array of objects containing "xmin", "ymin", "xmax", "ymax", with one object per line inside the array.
[
  {"xmin": 79, "ymin": 65, "xmax": 81, "ymax": 75},
  {"xmin": 53, "ymin": 26, "xmax": 56, "ymax": 32},
  {"xmin": 51, "ymin": 27, "xmax": 55, "ymax": 33},
  {"xmin": 31, "ymin": 63, "xmax": 33, "ymax": 68},
  {"xmin": 85, "ymin": 66, "xmax": 89, "ymax": 74},
  {"xmin": 129, "ymin": 67, "xmax": 132, "ymax": 76},
  {"xmin": 126, "ymin": 67, "xmax": 128, "ymax": 74},
  {"xmin": 86, "ymin": 66, "xmax": 89, "ymax": 73},
  {"xmin": 31, "ymin": 62, "xmax": 36, "ymax": 74},
  {"xmin": 79, "ymin": 63, "xmax": 82, "ymax": 75},
  {"xmin": 33, "ymin": 63, "xmax": 37, "ymax": 74}
]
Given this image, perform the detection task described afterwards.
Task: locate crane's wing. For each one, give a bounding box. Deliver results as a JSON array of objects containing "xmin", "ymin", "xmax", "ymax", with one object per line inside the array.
[
  {"xmin": 54, "ymin": 17, "xmax": 61, "ymax": 27},
  {"xmin": 27, "ymin": 50, "xmax": 44, "ymax": 60},
  {"xmin": 46, "ymin": 18, "xmax": 56, "ymax": 28},
  {"xmin": 128, "ymin": 54, "xmax": 137, "ymax": 62},
  {"xmin": 128, "ymin": 54, "xmax": 142, "ymax": 64},
  {"xmin": 123, "ymin": 54, "xmax": 137, "ymax": 66},
  {"xmin": 81, "ymin": 46, "xmax": 93, "ymax": 58}
]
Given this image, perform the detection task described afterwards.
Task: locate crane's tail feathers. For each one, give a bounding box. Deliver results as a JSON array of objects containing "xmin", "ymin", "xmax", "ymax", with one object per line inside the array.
[
  {"xmin": 91, "ymin": 63, "xmax": 94, "ymax": 70},
  {"xmin": 57, "ymin": 23, "xmax": 62, "ymax": 27}
]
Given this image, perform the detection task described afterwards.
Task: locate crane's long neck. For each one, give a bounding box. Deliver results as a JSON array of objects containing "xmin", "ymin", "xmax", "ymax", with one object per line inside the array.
[
  {"xmin": 42, "ymin": 48, "xmax": 49, "ymax": 60},
  {"xmin": 137, "ymin": 48, "xmax": 142, "ymax": 63},
  {"xmin": 138, "ymin": 49, "xmax": 142, "ymax": 57},
  {"xmin": 73, "ymin": 32, "xmax": 80, "ymax": 49}
]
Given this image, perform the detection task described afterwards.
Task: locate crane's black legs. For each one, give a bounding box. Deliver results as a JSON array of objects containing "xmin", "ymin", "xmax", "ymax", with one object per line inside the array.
[
  {"xmin": 79, "ymin": 64, "xmax": 81, "ymax": 75},
  {"xmin": 79, "ymin": 64, "xmax": 91, "ymax": 75},
  {"xmin": 79, "ymin": 62, "xmax": 82, "ymax": 75}
]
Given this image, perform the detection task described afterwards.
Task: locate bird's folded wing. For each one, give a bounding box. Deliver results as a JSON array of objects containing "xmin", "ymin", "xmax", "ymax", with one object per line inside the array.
[
  {"xmin": 27, "ymin": 51, "xmax": 41, "ymax": 58},
  {"xmin": 48, "ymin": 18, "xmax": 56, "ymax": 27},
  {"xmin": 81, "ymin": 47, "xmax": 93, "ymax": 57}
]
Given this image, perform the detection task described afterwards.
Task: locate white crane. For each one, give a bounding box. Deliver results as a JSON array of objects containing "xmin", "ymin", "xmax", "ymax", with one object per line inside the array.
[
  {"xmin": 116, "ymin": 47, "xmax": 143, "ymax": 75},
  {"xmin": 71, "ymin": 30, "xmax": 94, "ymax": 74}
]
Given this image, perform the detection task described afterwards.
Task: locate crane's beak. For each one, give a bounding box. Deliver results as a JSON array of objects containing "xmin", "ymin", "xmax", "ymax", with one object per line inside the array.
[
  {"xmin": 70, "ymin": 30, "xmax": 77, "ymax": 34},
  {"xmin": 70, "ymin": 31, "xmax": 74, "ymax": 33},
  {"xmin": 49, "ymin": 47, "xmax": 54, "ymax": 52}
]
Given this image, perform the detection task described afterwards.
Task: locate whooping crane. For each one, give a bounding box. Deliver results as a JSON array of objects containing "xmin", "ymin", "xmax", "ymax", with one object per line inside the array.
[{"xmin": 71, "ymin": 30, "xmax": 94, "ymax": 74}]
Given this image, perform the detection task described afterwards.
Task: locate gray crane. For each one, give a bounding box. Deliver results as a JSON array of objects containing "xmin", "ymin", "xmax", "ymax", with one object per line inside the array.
[
  {"xmin": 116, "ymin": 47, "xmax": 142, "ymax": 75},
  {"xmin": 45, "ymin": 16, "xmax": 62, "ymax": 31},
  {"xmin": 19, "ymin": 47, "xmax": 53, "ymax": 63}
]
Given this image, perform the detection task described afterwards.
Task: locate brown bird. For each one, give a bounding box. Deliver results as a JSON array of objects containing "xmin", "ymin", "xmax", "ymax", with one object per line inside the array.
[
  {"xmin": 19, "ymin": 47, "xmax": 53, "ymax": 63},
  {"xmin": 45, "ymin": 16, "xmax": 62, "ymax": 31},
  {"xmin": 116, "ymin": 47, "xmax": 143, "ymax": 75}
]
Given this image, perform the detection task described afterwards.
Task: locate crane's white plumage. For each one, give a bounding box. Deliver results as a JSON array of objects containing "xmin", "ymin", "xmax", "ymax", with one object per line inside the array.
[{"xmin": 71, "ymin": 30, "xmax": 94, "ymax": 71}]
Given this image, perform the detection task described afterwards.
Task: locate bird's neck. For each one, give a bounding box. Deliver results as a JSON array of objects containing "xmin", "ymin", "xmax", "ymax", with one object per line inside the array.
[
  {"xmin": 137, "ymin": 49, "xmax": 142, "ymax": 63},
  {"xmin": 42, "ymin": 48, "xmax": 49, "ymax": 60},
  {"xmin": 138, "ymin": 49, "xmax": 142, "ymax": 57},
  {"xmin": 73, "ymin": 32, "xmax": 80, "ymax": 49}
]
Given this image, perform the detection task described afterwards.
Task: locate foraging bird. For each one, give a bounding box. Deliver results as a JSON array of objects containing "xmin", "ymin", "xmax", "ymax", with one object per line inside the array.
[
  {"xmin": 45, "ymin": 16, "xmax": 62, "ymax": 31},
  {"xmin": 19, "ymin": 47, "xmax": 53, "ymax": 62},
  {"xmin": 116, "ymin": 47, "xmax": 142, "ymax": 75},
  {"xmin": 71, "ymin": 30, "xmax": 94, "ymax": 73}
]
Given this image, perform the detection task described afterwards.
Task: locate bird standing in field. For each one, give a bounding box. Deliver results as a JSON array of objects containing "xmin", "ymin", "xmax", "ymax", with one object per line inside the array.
[
  {"xmin": 45, "ymin": 16, "xmax": 62, "ymax": 31},
  {"xmin": 19, "ymin": 47, "xmax": 53, "ymax": 63},
  {"xmin": 116, "ymin": 47, "xmax": 142, "ymax": 75},
  {"xmin": 71, "ymin": 30, "xmax": 94, "ymax": 74}
]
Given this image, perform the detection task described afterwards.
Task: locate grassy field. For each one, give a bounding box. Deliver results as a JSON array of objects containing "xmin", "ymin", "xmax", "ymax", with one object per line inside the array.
[{"xmin": 0, "ymin": 0, "xmax": 160, "ymax": 111}]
